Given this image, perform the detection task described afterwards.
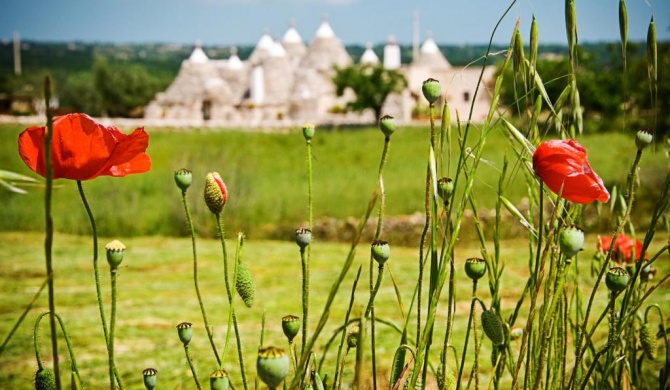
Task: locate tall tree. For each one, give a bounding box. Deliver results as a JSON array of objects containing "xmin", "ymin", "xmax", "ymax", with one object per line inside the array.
[{"xmin": 332, "ymin": 64, "xmax": 407, "ymax": 122}]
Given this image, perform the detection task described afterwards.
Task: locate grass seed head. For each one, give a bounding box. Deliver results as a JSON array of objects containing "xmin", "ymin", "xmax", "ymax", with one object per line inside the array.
[{"xmin": 640, "ymin": 322, "xmax": 658, "ymax": 360}]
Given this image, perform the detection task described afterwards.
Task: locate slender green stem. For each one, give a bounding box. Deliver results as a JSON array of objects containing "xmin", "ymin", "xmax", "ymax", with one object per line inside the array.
[
  {"xmin": 43, "ymin": 76, "xmax": 60, "ymax": 390},
  {"xmin": 333, "ymin": 266, "xmax": 362, "ymax": 390},
  {"xmin": 1, "ymin": 275, "xmax": 49, "ymax": 355},
  {"xmin": 300, "ymin": 247, "xmax": 309, "ymax": 360},
  {"xmin": 180, "ymin": 189, "xmax": 220, "ymax": 365},
  {"xmin": 304, "ymin": 139, "xmax": 313, "ymax": 359},
  {"xmin": 364, "ymin": 265, "xmax": 384, "ymax": 318},
  {"xmin": 215, "ymin": 217, "xmax": 248, "ymax": 390},
  {"xmin": 108, "ymin": 271, "xmax": 119, "ymax": 390},
  {"xmin": 184, "ymin": 346, "xmax": 202, "ymax": 390},
  {"xmin": 456, "ymin": 298, "xmax": 483, "ymax": 390},
  {"xmin": 472, "ymin": 282, "xmax": 480, "ymax": 390}
]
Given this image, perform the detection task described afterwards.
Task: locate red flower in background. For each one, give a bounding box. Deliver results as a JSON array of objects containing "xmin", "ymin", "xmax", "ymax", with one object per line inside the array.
[
  {"xmin": 598, "ymin": 235, "xmax": 648, "ymax": 263},
  {"xmin": 532, "ymin": 139, "xmax": 609, "ymax": 204},
  {"xmin": 18, "ymin": 113, "xmax": 151, "ymax": 181}
]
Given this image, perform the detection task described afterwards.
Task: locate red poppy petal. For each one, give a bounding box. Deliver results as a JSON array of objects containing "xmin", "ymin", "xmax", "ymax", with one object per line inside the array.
[
  {"xmin": 18, "ymin": 125, "xmax": 47, "ymax": 177},
  {"xmin": 51, "ymin": 114, "xmax": 118, "ymax": 180},
  {"xmin": 98, "ymin": 127, "xmax": 151, "ymax": 177}
]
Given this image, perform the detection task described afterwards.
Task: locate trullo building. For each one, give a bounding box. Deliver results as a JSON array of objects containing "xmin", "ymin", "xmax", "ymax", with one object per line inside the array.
[{"xmin": 144, "ymin": 20, "xmax": 495, "ymax": 125}]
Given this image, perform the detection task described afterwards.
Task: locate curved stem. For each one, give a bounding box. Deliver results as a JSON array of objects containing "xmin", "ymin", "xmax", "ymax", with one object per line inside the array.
[
  {"xmin": 180, "ymin": 189, "xmax": 220, "ymax": 365},
  {"xmin": 184, "ymin": 346, "xmax": 202, "ymax": 390},
  {"xmin": 364, "ymin": 265, "xmax": 385, "ymax": 318},
  {"xmin": 456, "ymin": 297, "xmax": 479, "ymax": 390}
]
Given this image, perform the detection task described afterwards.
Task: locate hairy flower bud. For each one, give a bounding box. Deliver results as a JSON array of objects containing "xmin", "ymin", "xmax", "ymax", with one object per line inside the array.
[
  {"xmin": 204, "ymin": 172, "xmax": 227, "ymax": 214},
  {"xmin": 236, "ymin": 263, "xmax": 255, "ymax": 308},
  {"xmin": 35, "ymin": 368, "xmax": 56, "ymax": 390},
  {"xmin": 481, "ymin": 310, "xmax": 505, "ymax": 346}
]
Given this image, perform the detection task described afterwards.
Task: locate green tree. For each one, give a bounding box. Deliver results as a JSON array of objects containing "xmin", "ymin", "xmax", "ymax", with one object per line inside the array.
[{"xmin": 332, "ymin": 64, "xmax": 407, "ymax": 122}]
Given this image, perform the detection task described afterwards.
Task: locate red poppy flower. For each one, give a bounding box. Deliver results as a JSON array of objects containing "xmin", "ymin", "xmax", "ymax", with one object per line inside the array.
[
  {"xmin": 597, "ymin": 235, "xmax": 648, "ymax": 263},
  {"xmin": 532, "ymin": 139, "xmax": 609, "ymax": 204},
  {"xmin": 18, "ymin": 113, "xmax": 151, "ymax": 180}
]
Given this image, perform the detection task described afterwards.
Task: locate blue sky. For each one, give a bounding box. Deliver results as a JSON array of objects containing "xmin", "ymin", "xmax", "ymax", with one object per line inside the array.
[{"xmin": 1, "ymin": 0, "xmax": 668, "ymax": 47}]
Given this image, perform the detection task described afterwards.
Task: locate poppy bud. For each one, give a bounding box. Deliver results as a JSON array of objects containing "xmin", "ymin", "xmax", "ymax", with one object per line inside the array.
[
  {"xmin": 605, "ymin": 267, "xmax": 629, "ymax": 293},
  {"xmin": 142, "ymin": 368, "xmax": 157, "ymax": 390},
  {"xmin": 346, "ymin": 325, "xmax": 360, "ymax": 349},
  {"xmin": 176, "ymin": 322, "xmax": 193, "ymax": 346},
  {"xmin": 559, "ymin": 225, "xmax": 584, "ymax": 259},
  {"xmin": 437, "ymin": 177, "xmax": 454, "ymax": 203},
  {"xmin": 640, "ymin": 322, "xmax": 658, "ymax": 359},
  {"xmin": 295, "ymin": 227, "xmax": 312, "ymax": 249},
  {"xmin": 379, "ymin": 115, "xmax": 396, "ymax": 137},
  {"xmin": 257, "ymin": 347, "xmax": 289, "ymax": 390},
  {"xmin": 35, "ymin": 368, "xmax": 56, "ymax": 390},
  {"xmin": 235, "ymin": 263, "xmax": 255, "ymax": 308},
  {"xmin": 371, "ymin": 240, "xmax": 391, "ymax": 266},
  {"xmin": 204, "ymin": 172, "xmax": 228, "ymax": 214},
  {"xmin": 481, "ymin": 310, "xmax": 505, "ymax": 346},
  {"xmin": 174, "ymin": 168, "xmax": 193, "ymax": 191},
  {"xmin": 635, "ymin": 129, "xmax": 653, "ymax": 151},
  {"xmin": 105, "ymin": 240, "xmax": 126, "ymax": 271},
  {"xmin": 422, "ymin": 78, "xmax": 441, "ymax": 104},
  {"xmin": 281, "ymin": 315, "xmax": 300, "ymax": 342},
  {"xmin": 302, "ymin": 123, "xmax": 315, "ymax": 142},
  {"xmin": 464, "ymin": 257, "xmax": 487, "ymax": 281},
  {"xmin": 209, "ymin": 369, "xmax": 229, "ymax": 390}
]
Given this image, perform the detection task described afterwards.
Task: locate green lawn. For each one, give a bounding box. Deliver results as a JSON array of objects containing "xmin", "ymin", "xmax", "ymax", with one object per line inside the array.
[
  {"xmin": 1, "ymin": 123, "xmax": 666, "ymax": 240},
  {"xmin": 0, "ymin": 232, "xmax": 668, "ymax": 389}
]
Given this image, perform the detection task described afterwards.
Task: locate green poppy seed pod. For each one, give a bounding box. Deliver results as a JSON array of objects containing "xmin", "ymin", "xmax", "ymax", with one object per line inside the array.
[
  {"xmin": 464, "ymin": 257, "xmax": 487, "ymax": 281},
  {"xmin": 635, "ymin": 129, "xmax": 653, "ymax": 151},
  {"xmin": 302, "ymin": 123, "xmax": 315, "ymax": 142},
  {"xmin": 346, "ymin": 326, "xmax": 360, "ymax": 349},
  {"xmin": 204, "ymin": 172, "xmax": 228, "ymax": 215},
  {"xmin": 174, "ymin": 168, "xmax": 193, "ymax": 191},
  {"xmin": 481, "ymin": 310, "xmax": 505, "ymax": 346},
  {"xmin": 209, "ymin": 369, "xmax": 229, "ymax": 390},
  {"xmin": 437, "ymin": 177, "xmax": 454, "ymax": 203},
  {"xmin": 257, "ymin": 346, "xmax": 290, "ymax": 390},
  {"xmin": 371, "ymin": 240, "xmax": 391, "ymax": 266},
  {"xmin": 640, "ymin": 322, "xmax": 658, "ymax": 359},
  {"xmin": 35, "ymin": 368, "xmax": 56, "ymax": 390},
  {"xmin": 295, "ymin": 227, "xmax": 312, "ymax": 249},
  {"xmin": 559, "ymin": 225, "xmax": 584, "ymax": 259},
  {"xmin": 236, "ymin": 263, "xmax": 255, "ymax": 308},
  {"xmin": 142, "ymin": 368, "xmax": 158, "ymax": 390},
  {"xmin": 379, "ymin": 115, "xmax": 396, "ymax": 137},
  {"xmin": 605, "ymin": 267, "xmax": 629, "ymax": 293},
  {"xmin": 421, "ymin": 78, "xmax": 441, "ymax": 104},
  {"xmin": 105, "ymin": 240, "xmax": 126, "ymax": 271},
  {"xmin": 281, "ymin": 315, "xmax": 301, "ymax": 342},
  {"xmin": 176, "ymin": 322, "xmax": 193, "ymax": 346}
]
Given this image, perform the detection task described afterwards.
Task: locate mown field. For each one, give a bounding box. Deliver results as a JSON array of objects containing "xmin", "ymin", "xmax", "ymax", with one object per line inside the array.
[
  {"xmin": 0, "ymin": 123, "xmax": 667, "ymax": 241},
  {"xmin": 1, "ymin": 231, "xmax": 668, "ymax": 389}
]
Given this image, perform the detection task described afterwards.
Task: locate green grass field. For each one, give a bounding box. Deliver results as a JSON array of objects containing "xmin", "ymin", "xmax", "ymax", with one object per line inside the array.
[
  {"xmin": 1, "ymin": 231, "xmax": 667, "ymax": 389},
  {"xmin": 1, "ymin": 123, "xmax": 667, "ymax": 240}
]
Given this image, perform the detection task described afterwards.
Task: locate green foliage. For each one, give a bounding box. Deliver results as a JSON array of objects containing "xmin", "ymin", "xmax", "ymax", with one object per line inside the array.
[{"xmin": 332, "ymin": 64, "xmax": 407, "ymax": 121}]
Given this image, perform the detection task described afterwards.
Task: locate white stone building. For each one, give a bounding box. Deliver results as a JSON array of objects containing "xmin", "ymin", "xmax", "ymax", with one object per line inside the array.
[{"xmin": 144, "ymin": 20, "xmax": 495, "ymax": 125}]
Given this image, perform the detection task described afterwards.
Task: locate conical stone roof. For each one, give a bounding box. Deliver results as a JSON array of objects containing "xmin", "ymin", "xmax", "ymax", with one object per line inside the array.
[
  {"xmin": 412, "ymin": 34, "xmax": 451, "ymax": 69},
  {"xmin": 299, "ymin": 19, "xmax": 351, "ymax": 71}
]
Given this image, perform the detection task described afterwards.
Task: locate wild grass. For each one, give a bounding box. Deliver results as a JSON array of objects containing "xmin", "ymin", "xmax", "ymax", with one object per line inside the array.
[
  {"xmin": 0, "ymin": 123, "xmax": 666, "ymax": 240},
  {"xmin": 1, "ymin": 231, "xmax": 667, "ymax": 389}
]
